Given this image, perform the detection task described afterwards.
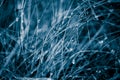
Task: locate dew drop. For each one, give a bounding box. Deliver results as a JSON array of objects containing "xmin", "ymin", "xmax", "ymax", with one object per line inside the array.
[{"xmin": 72, "ymin": 59, "xmax": 75, "ymax": 64}]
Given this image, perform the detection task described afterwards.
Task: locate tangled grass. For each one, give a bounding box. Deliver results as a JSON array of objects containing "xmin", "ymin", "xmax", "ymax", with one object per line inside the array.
[{"xmin": 0, "ymin": 0, "xmax": 120, "ymax": 80}]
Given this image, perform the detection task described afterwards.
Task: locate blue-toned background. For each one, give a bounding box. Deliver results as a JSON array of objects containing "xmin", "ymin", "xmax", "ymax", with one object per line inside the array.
[{"xmin": 0, "ymin": 0, "xmax": 120, "ymax": 80}]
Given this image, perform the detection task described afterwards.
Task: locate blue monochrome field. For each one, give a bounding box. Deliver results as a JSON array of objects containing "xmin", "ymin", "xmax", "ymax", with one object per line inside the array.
[{"xmin": 0, "ymin": 0, "xmax": 120, "ymax": 80}]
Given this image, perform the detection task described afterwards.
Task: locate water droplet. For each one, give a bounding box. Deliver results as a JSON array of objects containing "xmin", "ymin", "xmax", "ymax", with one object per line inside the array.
[
  {"xmin": 50, "ymin": 72, "xmax": 53, "ymax": 76},
  {"xmin": 104, "ymin": 67, "xmax": 108, "ymax": 70},
  {"xmin": 69, "ymin": 48, "xmax": 73, "ymax": 51},
  {"xmin": 16, "ymin": 17, "xmax": 19, "ymax": 22},
  {"xmin": 109, "ymin": 9, "xmax": 114, "ymax": 12},
  {"xmin": 118, "ymin": 59, "xmax": 120, "ymax": 63},
  {"xmin": 93, "ymin": 5, "xmax": 96, "ymax": 8},
  {"xmin": 37, "ymin": 19, "xmax": 40, "ymax": 23},
  {"xmin": 99, "ymin": 40, "xmax": 103, "ymax": 44},
  {"xmin": 32, "ymin": 45, "xmax": 35, "ymax": 48},
  {"xmin": 72, "ymin": 59, "xmax": 75, "ymax": 64},
  {"xmin": 104, "ymin": 37, "xmax": 107, "ymax": 40},
  {"xmin": 96, "ymin": 70, "xmax": 101, "ymax": 73},
  {"xmin": 95, "ymin": 15, "xmax": 99, "ymax": 20},
  {"xmin": 111, "ymin": 49, "xmax": 115, "ymax": 54}
]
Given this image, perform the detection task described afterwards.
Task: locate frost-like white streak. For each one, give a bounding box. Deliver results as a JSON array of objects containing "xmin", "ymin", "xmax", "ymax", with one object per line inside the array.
[
  {"xmin": 16, "ymin": 77, "xmax": 53, "ymax": 80},
  {"xmin": 0, "ymin": 0, "xmax": 120, "ymax": 80}
]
